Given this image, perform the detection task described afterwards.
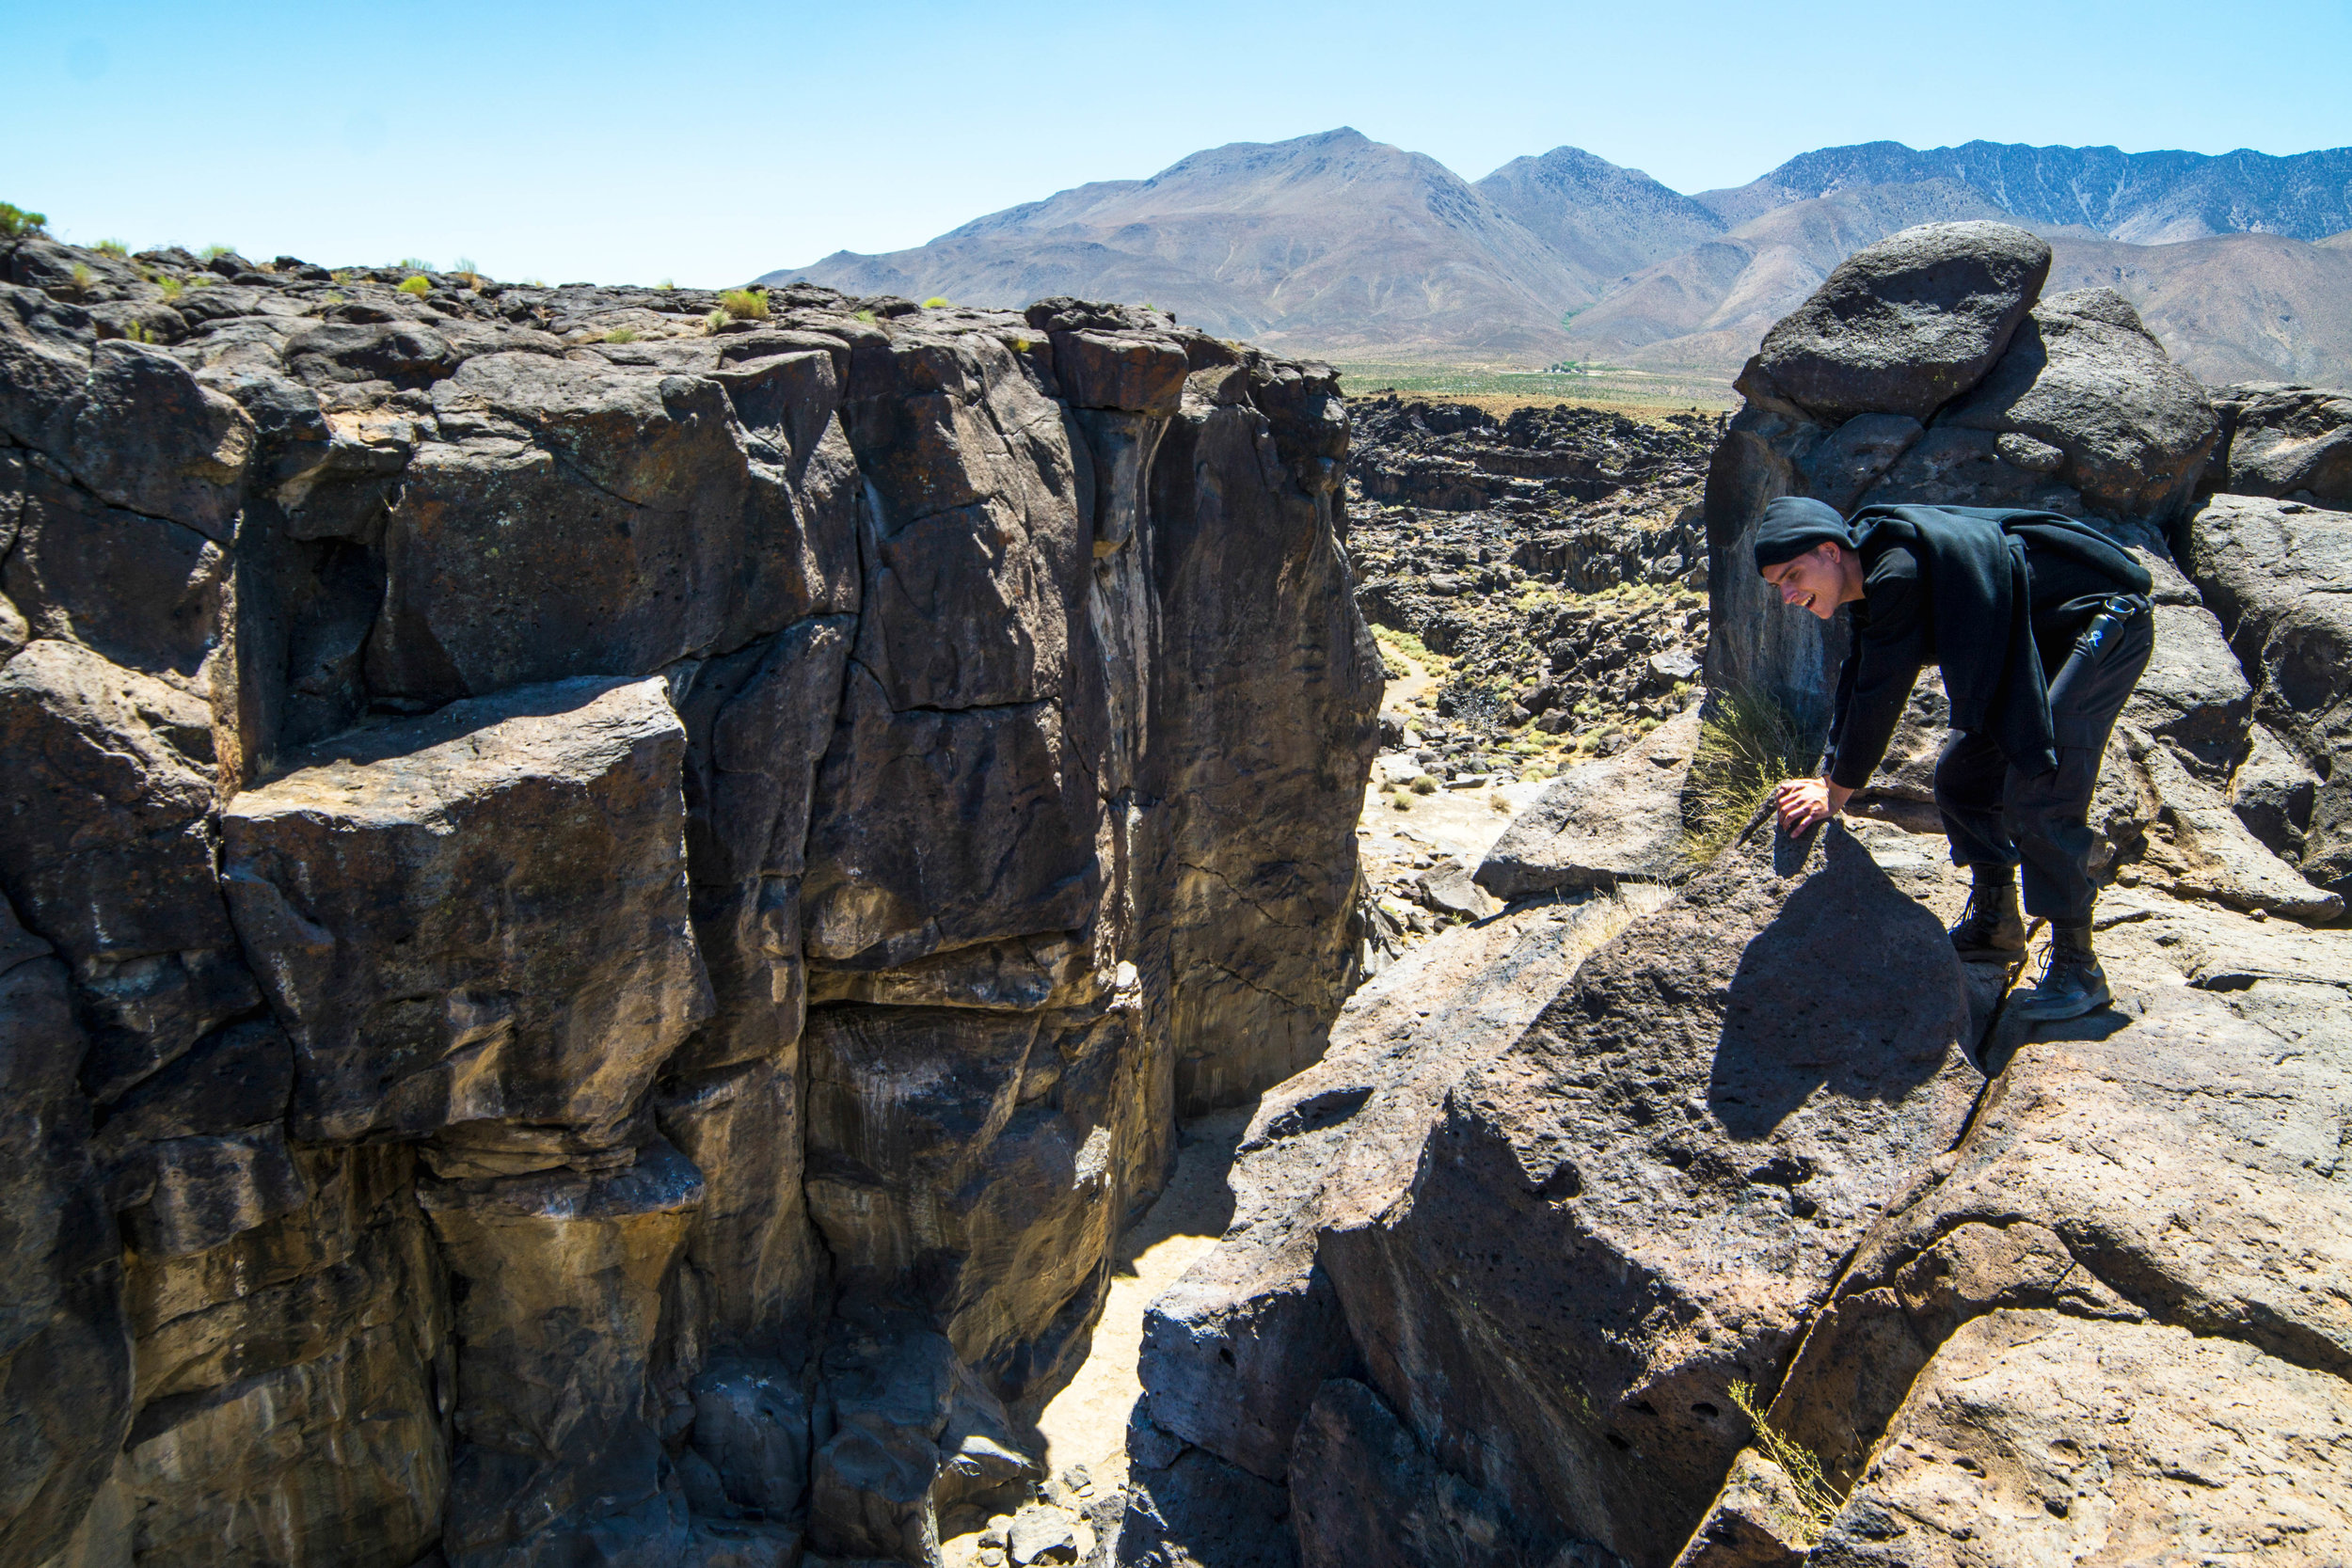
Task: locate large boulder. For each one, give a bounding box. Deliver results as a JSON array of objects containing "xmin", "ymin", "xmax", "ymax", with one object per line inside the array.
[
  {"xmin": 1141, "ymin": 896, "xmax": 1652, "ymax": 1482},
  {"xmin": 2212, "ymin": 382, "xmax": 2352, "ymax": 506},
  {"xmin": 1807, "ymin": 1311, "xmax": 2352, "ymax": 1567},
  {"xmin": 1764, "ymin": 893, "xmax": 2352, "ymax": 1494},
  {"xmin": 1742, "ymin": 223, "xmax": 2051, "ymax": 423},
  {"xmin": 1933, "ymin": 288, "xmax": 2217, "ymax": 521},
  {"xmin": 1316, "ymin": 824, "xmax": 1979, "ymax": 1567},
  {"xmin": 1475, "ymin": 709, "xmax": 1699, "ymax": 899},
  {"xmin": 220, "ymin": 676, "xmax": 710, "ymax": 1153},
  {"xmin": 2182, "ymin": 493, "xmax": 2352, "ymax": 895}
]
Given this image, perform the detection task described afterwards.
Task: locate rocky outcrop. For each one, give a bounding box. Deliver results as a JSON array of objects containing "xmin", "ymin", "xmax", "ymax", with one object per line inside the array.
[
  {"xmin": 1705, "ymin": 221, "xmax": 2217, "ymax": 729},
  {"xmin": 0, "ymin": 239, "xmax": 1376, "ymax": 1568},
  {"xmin": 1134, "ymin": 218, "xmax": 2352, "ymax": 1568},
  {"xmin": 2210, "ymin": 381, "xmax": 2352, "ymax": 506}
]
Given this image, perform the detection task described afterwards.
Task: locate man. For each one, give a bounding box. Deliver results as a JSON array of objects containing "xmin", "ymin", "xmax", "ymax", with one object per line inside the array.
[{"xmin": 1755, "ymin": 496, "xmax": 2154, "ymax": 1022}]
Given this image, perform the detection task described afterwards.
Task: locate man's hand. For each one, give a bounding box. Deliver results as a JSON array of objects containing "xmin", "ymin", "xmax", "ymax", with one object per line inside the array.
[{"xmin": 1772, "ymin": 776, "xmax": 1852, "ymax": 834}]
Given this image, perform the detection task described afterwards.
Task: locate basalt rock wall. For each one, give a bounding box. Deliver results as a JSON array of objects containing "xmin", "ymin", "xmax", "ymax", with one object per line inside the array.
[{"xmin": 0, "ymin": 239, "xmax": 1378, "ymax": 1568}]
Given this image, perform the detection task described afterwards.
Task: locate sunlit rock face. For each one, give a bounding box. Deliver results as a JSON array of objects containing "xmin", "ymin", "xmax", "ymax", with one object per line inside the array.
[{"xmin": 0, "ymin": 236, "xmax": 1376, "ymax": 1568}]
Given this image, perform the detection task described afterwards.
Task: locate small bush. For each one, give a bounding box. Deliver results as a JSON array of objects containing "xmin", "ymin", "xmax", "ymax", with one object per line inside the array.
[
  {"xmin": 657, "ymin": 277, "xmax": 675, "ymax": 291},
  {"xmin": 395, "ymin": 257, "xmax": 432, "ymax": 274},
  {"xmin": 921, "ymin": 295, "xmax": 949, "ymax": 309},
  {"xmin": 1409, "ymin": 775, "xmax": 1438, "ymax": 796},
  {"xmin": 604, "ymin": 327, "xmax": 639, "ymax": 343},
  {"xmin": 95, "ymin": 238, "xmax": 128, "ymax": 257},
  {"xmin": 124, "ymin": 323, "xmax": 156, "ymax": 343},
  {"xmin": 0, "ymin": 202, "xmax": 48, "ymax": 240},
  {"xmin": 452, "ymin": 256, "xmax": 480, "ymax": 287},
  {"xmin": 702, "ymin": 308, "xmax": 728, "ymax": 334},
  {"xmin": 853, "ymin": 308, "xmax": 877, "ymax": 325},
  {"xmin": 1390, "ymin": 793, "xmax": 1413, "ymax": 812},
  {"xmin": 1488, "ymin": 792, "xmax": 1513, "ymax": 814},
  {"xmin": 1726, "ymin": 1380, "xmax": 1842, "ymax": 1544},
  {"xmin": 200, "ymin": 244, "xmax": 234, "ymax": 261},
  {"xmin": 155, "ymin": 275, "xmax": 183, "ymax": 301},
  {"xmin": 719, "ymin": 288, "xmax": 769, "ymax": 322},
  {"xmin": 70, "ymin": 261, "xmax": 93, "ymax": 292},
  {"xmin": 397, "ymin": 275, "xmax": 431, "ymax": 296},
  {"xmin": 1681, "ymin": 685, "xmax": 1815, "ymax": 866}
]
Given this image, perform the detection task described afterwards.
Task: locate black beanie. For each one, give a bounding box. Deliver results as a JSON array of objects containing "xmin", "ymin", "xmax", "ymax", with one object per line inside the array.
[{"xmin": 1752, "ymin": 496, "xmax": 1854, "ymax": 573}]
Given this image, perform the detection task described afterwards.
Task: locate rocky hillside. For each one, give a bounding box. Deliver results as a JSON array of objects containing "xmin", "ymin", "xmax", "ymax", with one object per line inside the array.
[
  {"xmin": 0, "ymin": 235, "xmax": 1380, "ymax": 1568},
  {"xmin": 1128, "ymin": 221, "xmax": 2352, "ymax": 1566}
]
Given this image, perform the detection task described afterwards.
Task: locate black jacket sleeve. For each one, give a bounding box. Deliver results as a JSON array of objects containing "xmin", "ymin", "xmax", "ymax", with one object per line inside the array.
[{"xmin": 1826, "ymin": 547, "xmax": 1930, "ymax": 791}]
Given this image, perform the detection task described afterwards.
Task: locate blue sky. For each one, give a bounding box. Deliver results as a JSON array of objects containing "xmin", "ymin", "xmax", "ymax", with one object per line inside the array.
[{"xmin": 6, "ymin": 0, "xmax": 2348, "ymax": 287}]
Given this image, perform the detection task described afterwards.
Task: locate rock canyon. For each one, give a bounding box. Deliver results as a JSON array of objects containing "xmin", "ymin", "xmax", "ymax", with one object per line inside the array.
[{"xmin": 3, "ymin": 218, "xmax": 2350, "ymax": 1568}]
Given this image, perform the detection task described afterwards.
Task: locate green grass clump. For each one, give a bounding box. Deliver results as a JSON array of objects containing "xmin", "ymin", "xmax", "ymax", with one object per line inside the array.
[
  {"xmin": 70, "ymin": 261, "xmax": 93, "ymax": 292},
  {"xmin": 702, "ymin": 308, "xmax": 728, "ymax": 334},
  {"xmin": 853, "ymin": 308, "xmax": 876, "ymax": 325},
  {"xmin": 1681, "ymin": 685, "xmax": 1815, "ymax": 866},
  {"xmin": 397, "ymin": 275, "xmax": 431, "ymax": 296},
  {"xmin": 395, "ymin": 257, "xmax": 432, "ymax": 273},
  {"xmin": 1726, "ymin": 1380, "xmax": 1842, "ymax": 1544},
  {"xmin": 604, "ymin": 327, "xmax": 639, "ymax": 343},
  {"xmin": 155, "ymin": 275, "xmax": 184, "ymax": 300},
  {"xmin": 657, "ymin": 277, "xmax": 675, "ymax": 291},
  {"xmin": 200, "ymin": 244, "xmax": 234, "ymax": 261},
  {"xmin": 1408, "ymin": 774, "xmax": 1438, "ymax": 796},
  {"xmin": 921, "ymin": 295, "xmax": 950, "ymax": 309},
  {"xmin": 1, "ymin": 202, "xmax": 48, "ymax": 240},
  {"xmin": 719, "ymin": 288, "xmax": 769, "ymax": 322},
  {"xmin": 451, "ymin": 256, "xmax": 481, "ymax": 287},
  {"xmin": 94, "ymin": 238, "xmax": 129, "ymax": 257}
]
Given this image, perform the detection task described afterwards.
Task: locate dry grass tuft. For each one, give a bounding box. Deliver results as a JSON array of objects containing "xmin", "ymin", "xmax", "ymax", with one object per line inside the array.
[{"xmin": 1681, "ymin": 686, "xmax": 1814, "ymax": 866}]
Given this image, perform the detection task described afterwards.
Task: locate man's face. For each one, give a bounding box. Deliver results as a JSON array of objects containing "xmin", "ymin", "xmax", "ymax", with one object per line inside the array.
[{"xmin": 1760, "ymin": 542, "xmax": 1845, "ymax": 621}]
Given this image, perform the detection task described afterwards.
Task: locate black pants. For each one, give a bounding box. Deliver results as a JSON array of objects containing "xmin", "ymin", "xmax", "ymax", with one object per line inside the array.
[{"xmin": 1934, "ymin": 604, "xmax": 2154, "ymax": 924}]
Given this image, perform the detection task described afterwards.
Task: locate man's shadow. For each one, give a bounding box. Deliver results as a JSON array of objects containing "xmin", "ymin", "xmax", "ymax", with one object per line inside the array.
[{"xmin": 1706, "ymin": 828, "xmax": 1973, "ymax": 1141}]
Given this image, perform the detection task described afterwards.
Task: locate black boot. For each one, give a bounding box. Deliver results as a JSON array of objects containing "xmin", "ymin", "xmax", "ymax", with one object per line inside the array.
[
  {"xmin": 2011, "ymin": 921, "xmax": 2110, "ymax": 1022},
  {"xmin": 1949, "ymin": 873, "xmax": 2026, "ymax": 962}
]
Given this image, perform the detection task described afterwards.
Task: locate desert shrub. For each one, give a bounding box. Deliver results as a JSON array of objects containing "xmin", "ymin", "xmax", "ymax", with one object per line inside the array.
[
  {"xmin": 1408, "ymin": 774, "xmax": 1438, "ymax": 796},
  {"xmin": 155, "ymin": 275, "xmax": 183, "ymax": 300},
  {"xmin": 1488, "ymin": 792, "xmax": 1513, "ymax": 814},
  {"xmin": 1681, "ymin": 685, "xmax": 1814, "ymax": 866},
  {"xmin": 657, "ymin": 277, "xmax": 675, "ymax": 291},
  {"xmin": 1725, "ymin": 1380, "xmax": 1842, "ymax": 1544},
  {"xmin": 395, "ymin": 257, "xmax": 433, "ymax": 273},
  {"xmin": 921, "ymin": 295, "xmax": 949, "ymax": 309},
  {"xmin": 199, "ymin": 243, "xmax": 234, "ymax": 261},
  {"xmin": 853, "ymin": 308, "xmax": 876, "ymax": 325},
  {"xmin": 0, "ymin": 203, "xmax": 48, "ymax": 240},
  {"xmin": 452, "ymin": 256, "xmax": 481, "ymax": 287},
  {"xmin": 70, "ymin": 262, "xmax": 93, "ymax": 292},
  {"xmin": 719, "ymin": 288, "xmax": 769, "ymax": 322},
  {"xmin": 702, "ymin": 308, "xmax": 728, "ymax": 334},
  {"xmin": 397, "ymin": 275, "xmax": 431, "ymax": 296},
  {"xmin": 1390, "ymin": 793, "xmax": 1412, "ymax": 812},
  {"xmin": 123, "ymin": 323, "xmax": 156, "ymax": 343},
  {"xmin": 604, "ymin": 327, "xmax": 639, "ymax": 343},
  {"xmin": 95, "ymin": 237, "xmax": 128, "ymax": 257}
]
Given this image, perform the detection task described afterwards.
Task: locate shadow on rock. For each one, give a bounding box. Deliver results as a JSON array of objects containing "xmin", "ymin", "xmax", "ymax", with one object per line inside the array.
[{"xmin": 1710, "ymin": 828, "xmax": 1963, "ymax": 1139}]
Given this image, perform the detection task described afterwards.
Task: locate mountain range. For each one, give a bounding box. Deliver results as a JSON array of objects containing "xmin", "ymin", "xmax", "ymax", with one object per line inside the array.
[{"xmin": 766, "ymin": 130, "xmax": 2352, "ymax": 387}]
